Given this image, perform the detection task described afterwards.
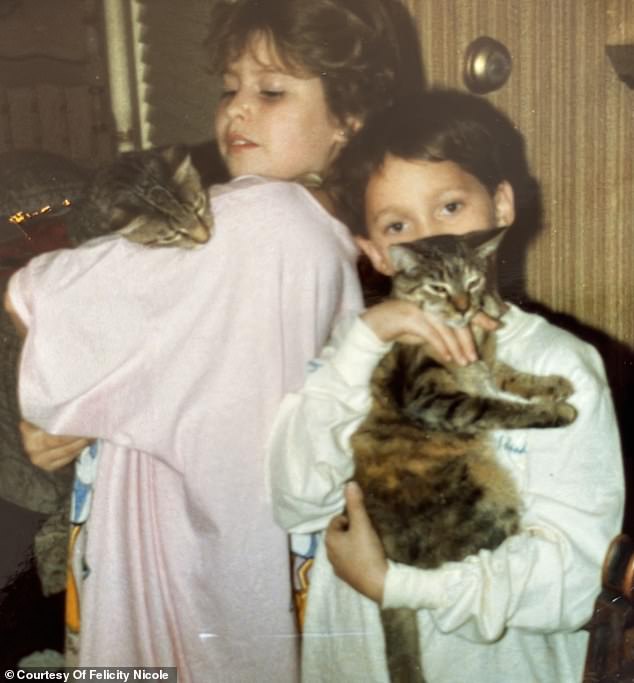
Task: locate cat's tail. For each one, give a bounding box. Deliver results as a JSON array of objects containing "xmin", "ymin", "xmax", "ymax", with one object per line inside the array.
[{"xmin": 381, "ymin": 607, "xmax": 425, "ymax": 683}]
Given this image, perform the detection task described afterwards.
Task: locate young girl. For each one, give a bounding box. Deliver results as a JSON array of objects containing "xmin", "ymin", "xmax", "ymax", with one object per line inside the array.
[
  {"xmin": 5, "ymin": 1, "xmax": 429, "ymax": 680},
  {"xmin": 268, "ymin": 90, "xmax": 624, "ymax": 682}
]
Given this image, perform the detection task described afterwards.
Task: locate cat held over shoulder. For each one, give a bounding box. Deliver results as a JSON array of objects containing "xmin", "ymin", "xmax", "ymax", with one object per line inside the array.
[
  {"xmin": 351, "ymin": 227, "xmax": 577, "ymax": 683},
  {"xmin": 67, "ymin": 144, "xmax": 213, "ymax": 249}
]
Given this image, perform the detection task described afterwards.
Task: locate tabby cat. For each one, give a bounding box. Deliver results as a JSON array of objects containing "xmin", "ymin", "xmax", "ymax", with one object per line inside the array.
[
  {"xmin": 351, "ymin": 227, "xmax": 577, "ymax": 683},
  {"xmin": 65, "ymin": 144, "xmax": 213, "ymax": 248},
  {"xmin": 0, "ymin": 143, "xmax": 214, "ymax": 595}
]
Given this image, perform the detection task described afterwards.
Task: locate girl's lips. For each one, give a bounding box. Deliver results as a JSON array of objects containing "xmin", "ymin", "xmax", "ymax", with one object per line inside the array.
[{"xmin": 226, "ymin": 133, "xmax": 257, "ymax": 152}]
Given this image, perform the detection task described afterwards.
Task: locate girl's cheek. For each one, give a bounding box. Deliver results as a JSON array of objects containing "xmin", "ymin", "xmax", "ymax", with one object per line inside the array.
[{"xmin": 213, "ymin": 109, "xmax": 225, "ymax": 138}]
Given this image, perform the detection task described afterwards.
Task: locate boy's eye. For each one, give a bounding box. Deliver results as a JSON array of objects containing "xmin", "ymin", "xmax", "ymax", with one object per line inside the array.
[
  {"xmin": 220, "ymin": 89, "xmax": 237, "ymax": 99},
  {"xmin": 386, "ymin": 222, "xmax": 406, "ymax": 234},
  {"xmin": 442, "ymin": 201, "xmax": 462, "ymax": 215}
]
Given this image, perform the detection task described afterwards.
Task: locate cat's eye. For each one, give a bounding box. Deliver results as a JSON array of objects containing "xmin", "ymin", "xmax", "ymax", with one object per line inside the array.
[
  {"xmin": 425, "ymin": 283, "xmax": 449, "ymax": 296},
  {"xmin": 467, "ymin": 276, "xmax": 483, "ymax": 290}
]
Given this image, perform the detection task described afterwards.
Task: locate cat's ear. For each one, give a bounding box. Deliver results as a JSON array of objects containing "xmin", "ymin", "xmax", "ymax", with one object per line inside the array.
[
  {"xmin": 471, "ymin": 227, "xmax": 508, "ymax": 259},
  {"xmin": 160, "ymin": 145, "xmax": 197, "ymax": 186},
  {"xmin": 109, "ymin": 206, "xmax": 134, "ymax": 230},
  {"xmin": 116, "ymin": 214, "xmax": 152, "ymax": 241},
  {"xmin": 354, "ymin": 236, "xmax": 395, "ymax": 276},
  {"xmin": 493, "ymin": 181, "xmax": 515, "ymax": 227},
  {"xmin": 388, "ymin": 244, "xmax": 422, "ymax": 274},
  {"xmin": 161, "ymin": 144, "xmax": 186, "ymax": 166},
  {"xmin": 172, "ymin": 154, "xmax": 197, "ymax": 187}
]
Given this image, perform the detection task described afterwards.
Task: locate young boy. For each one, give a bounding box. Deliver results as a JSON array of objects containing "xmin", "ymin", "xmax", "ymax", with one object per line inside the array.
[{"xmin": 268, "ymin": 90, "xmax": 625, "ymax": 683}]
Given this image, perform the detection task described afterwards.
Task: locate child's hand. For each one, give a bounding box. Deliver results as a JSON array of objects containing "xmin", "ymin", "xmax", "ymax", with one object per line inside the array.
[
  {"xmin": 20, "ymin": 420, "xmax": 91, "ymax": 471},
  {"xmin": 361, "ymin": 300, "xmax": 498, "ymax": 365},
  {"xmin": 325, "ymin": 481, "xmax": 388, "ymax": 604}
]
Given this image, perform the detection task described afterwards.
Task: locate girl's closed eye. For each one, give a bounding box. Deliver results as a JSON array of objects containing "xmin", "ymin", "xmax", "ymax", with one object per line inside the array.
[
  {"xmin": 260, "ymin": 89, "xmax": 285, "ymax": 100},
  {"xmin": 220, "ymin": 77, "xmax": 238, "ymax": 99}
]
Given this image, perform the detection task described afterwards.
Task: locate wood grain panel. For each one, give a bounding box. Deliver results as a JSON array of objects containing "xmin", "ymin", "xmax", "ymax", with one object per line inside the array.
[{"xmin": 405, "ymin": 0, "xmax": 634, "ymax": 457}]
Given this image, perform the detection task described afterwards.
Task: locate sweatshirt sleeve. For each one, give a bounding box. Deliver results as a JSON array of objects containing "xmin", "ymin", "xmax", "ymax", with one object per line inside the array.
[
  {"xmin": 268, "ymin": 316, "xmax": 391, "ymax": 533},
  {"xmin": 382, "ymin": 342, "xmax": 624, "ymax": 642}
]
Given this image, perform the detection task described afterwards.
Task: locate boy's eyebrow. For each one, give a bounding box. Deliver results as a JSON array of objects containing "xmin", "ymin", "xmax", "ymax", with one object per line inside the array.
[{"xmin": 369, "ymin": 205, "xmax": 403, "ymax": 221}]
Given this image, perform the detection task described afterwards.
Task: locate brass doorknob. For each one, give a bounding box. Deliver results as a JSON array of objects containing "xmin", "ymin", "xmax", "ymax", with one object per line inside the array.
[{"xmin": 463, "ymin": 36, "xmax": 512, "ymax": 95}]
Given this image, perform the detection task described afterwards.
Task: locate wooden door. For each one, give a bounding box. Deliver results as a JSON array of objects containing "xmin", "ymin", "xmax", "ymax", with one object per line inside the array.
[{"xmin": 402, "ymin": 0, "xmax": 634, "ymax": 476}]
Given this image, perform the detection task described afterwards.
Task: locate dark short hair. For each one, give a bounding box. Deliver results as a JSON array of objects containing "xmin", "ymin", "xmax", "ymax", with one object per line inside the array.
[
  {"xmin": 330, "ymin": 89, "xmax": 534, "ymax": 235},
  {"xmin": 206, "ymin": 0, "xmax": 423, "ymax": 126}
]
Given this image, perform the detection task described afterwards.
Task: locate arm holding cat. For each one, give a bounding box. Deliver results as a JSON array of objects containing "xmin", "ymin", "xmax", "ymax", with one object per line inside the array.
[
  {"xmin": 325, "ymin": 480, "xmax": 388, "ymax": 603},
  {"xmin": 270, "ymin": 307, "xmax": 624, "ymax": 640},
  {"xmin": 3, "ymin": 289, "xmax": 90, "ymax": 470},
  {"xmin": 7, "ymin": 179, "xmax": 364, "ymax": 460},
  {"xmin": 270, "ymin": 300, "xmax": 497, "ymax": 531}
]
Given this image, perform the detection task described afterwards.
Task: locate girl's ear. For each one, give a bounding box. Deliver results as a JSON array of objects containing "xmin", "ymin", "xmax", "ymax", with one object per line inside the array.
[
  {"xmin": 493, "ymin": 181, "xmax": 515, "ymax": 227},
  {"xmin": 335, "ymin": 116, "xmax": 364, "ymax": 144},
  {"xmin": 347, "ymin": 116, "xmax": 363, "ymax": 134},
  {"xmin": 354, "ymin": 236, "xmax": 395, "ymax": 276}
]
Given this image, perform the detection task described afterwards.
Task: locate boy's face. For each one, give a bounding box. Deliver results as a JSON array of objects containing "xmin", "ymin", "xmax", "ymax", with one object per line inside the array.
[
  {"xmin": 358, "ymin": 155, "xmax": 515, "ymax": 276},
  {"xmin": 214, "ymin": 33, "xmax": 349, "ymax": 180}
]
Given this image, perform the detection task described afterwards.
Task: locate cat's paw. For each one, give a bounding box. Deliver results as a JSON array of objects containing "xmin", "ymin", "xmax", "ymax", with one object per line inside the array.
[
  {"xmin": 532, "ymin": 375, "xmax": 575, "ymax": 402},
  {"xmin": 552, "ymin": 401, "xmax": 577, "ymax": 426}
]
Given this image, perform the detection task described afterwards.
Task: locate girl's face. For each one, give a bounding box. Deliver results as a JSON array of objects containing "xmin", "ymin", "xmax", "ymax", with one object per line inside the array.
[
  {"xmin": 357, "ymin": 154, "xmax": 515, "ymax": 275},
  {"xmin": 215, "ymin": 34, "xmax": 349, "ymax": 180}
]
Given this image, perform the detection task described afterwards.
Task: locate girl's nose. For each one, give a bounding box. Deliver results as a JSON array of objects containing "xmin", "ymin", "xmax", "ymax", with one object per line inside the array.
[{"xmin": 225, "ymin": 91, "xmax": 251, "ymax": 120}]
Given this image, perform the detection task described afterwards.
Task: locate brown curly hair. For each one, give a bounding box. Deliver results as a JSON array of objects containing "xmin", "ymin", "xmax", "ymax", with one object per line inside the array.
[{"xmin": 206, "ymin": 0, "xmax": 423, "ymax": 127}]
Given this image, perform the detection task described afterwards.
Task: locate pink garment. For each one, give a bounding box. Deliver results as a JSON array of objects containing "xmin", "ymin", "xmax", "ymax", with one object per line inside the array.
[{"xmin": 9, "ymin": 177, "xmax": 363, "ymax": 682}]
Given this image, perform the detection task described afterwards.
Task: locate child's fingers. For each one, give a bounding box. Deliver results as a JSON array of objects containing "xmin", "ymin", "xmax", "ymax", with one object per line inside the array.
[
  {"xmin": 451, "ymin": 324, "xmax": 478, "ymax": 364},
  {"xmin": 327, "ymin": 513, "xmax": 350, "ymax": 533},
  {"xmin": 472, "ymin": 311, "xmax": 500, "ymax": 331},
  {"xmin": 325, "ymin": 482, "xmax": 388, "ymax": 603},
  {"xmin": 408, "ymin": 313, "xmax": 475, "ymax": 366},
  {"xmin": 19, "ymin": 420, "xmax": 91, "ymax": 471},
  {"xmin": 344, "ymin": 481, "xmax": 372, "ymax": 523},
  {"xmin": 432, "ymin": 319, "xmax": 476, "ymax": 365}
]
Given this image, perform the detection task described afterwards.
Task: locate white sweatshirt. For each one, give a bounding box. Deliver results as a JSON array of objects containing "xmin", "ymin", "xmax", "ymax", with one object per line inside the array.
[{"xmin": 268, "ymin": 305, "xmax": 624, "ymax": 683}]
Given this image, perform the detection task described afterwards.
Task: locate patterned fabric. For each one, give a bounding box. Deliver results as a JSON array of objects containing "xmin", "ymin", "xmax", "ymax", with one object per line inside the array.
[
  {"xmin": 289, "ymin": 533, "xmax": 318, "ymax": 630},
  {"xmin": 65, "ymin": 441, "xmax": 101, "ymax": 664}
]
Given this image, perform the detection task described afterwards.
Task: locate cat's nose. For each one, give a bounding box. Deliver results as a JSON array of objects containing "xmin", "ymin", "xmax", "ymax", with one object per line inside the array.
[
  {"xmin": 190, "ymin": 218, "xmax": 211, "ymax": 244},
  {"xmin": 452, "ymin": 293, "xmax": 470, "ymax": 313}
]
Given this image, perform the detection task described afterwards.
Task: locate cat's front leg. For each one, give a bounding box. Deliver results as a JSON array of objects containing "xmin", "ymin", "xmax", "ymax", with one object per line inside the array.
[
  {"xmin": 405, "ymin": 392, "xmax": 577, "ymax": 432},
  {"xmin": 492, "ymin": 362, "xmax": 575, "ymax": 402}
]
